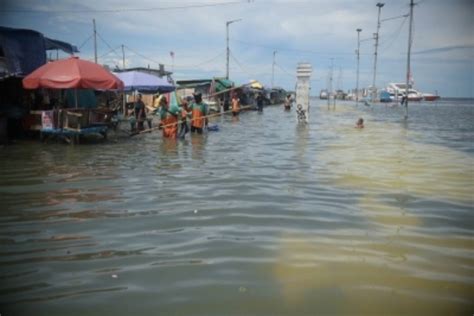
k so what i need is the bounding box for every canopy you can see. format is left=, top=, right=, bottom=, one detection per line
left=214, top=78, right=234, bottom=92
left=114, top=70, right=175, bottom=93
left=176, top=78, right=233, bottom=91
left=22, top=56, right=124, bottom=90
left=249, top=80, right=264, bottom=89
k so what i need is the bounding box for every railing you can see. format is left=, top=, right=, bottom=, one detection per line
left=28, top=108, right=114, bottom=131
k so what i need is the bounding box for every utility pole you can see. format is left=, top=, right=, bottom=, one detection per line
left=404, top=0, right=414, bottom=120
left=356, top=28, right=362, bottom=106
left=271, top=50, right=277, bottom=88
left=335, top=67, right=342, bottom=109
left=226, top=19, right=242, bottom=79
left=93, top=19, right=98, bottom=64
left=372, top=3, right=384, bottom=102
left=121, top=44, right=125, bottom=69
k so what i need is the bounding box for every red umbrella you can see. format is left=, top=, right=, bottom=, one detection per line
left=23, top=56, right=123, bottom=90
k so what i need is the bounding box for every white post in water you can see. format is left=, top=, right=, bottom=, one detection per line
left=295, top=62, right=312, bottom=123
left=404, top=0, right=414, bottom=120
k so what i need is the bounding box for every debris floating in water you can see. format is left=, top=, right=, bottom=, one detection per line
left=111, top=274, right=118, bottom=279
left=194, top=209, right=198, bottom=214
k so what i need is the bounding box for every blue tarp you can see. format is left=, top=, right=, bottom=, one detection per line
left=0, top=26, right=47, bottom=77
left=44, top=37, right=79, bottom=55
left=0, top=26, right=78, bottom=78
left=114, top=71, right=175, bottom=93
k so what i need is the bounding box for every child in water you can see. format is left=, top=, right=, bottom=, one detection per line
left=355, top=118, right=364, bottom=128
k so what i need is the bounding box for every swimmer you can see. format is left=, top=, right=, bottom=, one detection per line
left=355, top=118, right=364, bottom=128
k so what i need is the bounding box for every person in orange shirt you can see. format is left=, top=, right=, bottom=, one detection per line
left=231, top=94, right=240, bottom=116
left=159, top=98, right=183, bottom=138
left=189, top=93, right=208, bottom=134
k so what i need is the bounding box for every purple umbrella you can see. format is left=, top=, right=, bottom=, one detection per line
left=114, top=71, right=175, bottom=93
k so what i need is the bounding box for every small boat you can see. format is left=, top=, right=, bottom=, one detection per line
left=407, top=92, right=424, bottom=102
left=379, top=90, right=392, bottom=103
left=423, top=93, right=440, bottom=101
left=319, top=89, right=328, bottom=99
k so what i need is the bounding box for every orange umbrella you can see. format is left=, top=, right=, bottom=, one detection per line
left=23, top=56, right=123, bottom=90
left=23, top=56, right=123, bottom=108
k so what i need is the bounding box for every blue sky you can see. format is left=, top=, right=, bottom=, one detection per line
left=1, top=0, right=473, bottom=97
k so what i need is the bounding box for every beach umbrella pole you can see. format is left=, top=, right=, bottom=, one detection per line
left=123, top=92, right=126, bottom=116
left=75, top=88, right=78, bottom=108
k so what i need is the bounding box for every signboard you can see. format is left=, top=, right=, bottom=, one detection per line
left=41, top=111, right=54, bottom=130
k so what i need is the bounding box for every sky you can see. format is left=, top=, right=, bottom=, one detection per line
left=1, top=0, right=473, bottom=97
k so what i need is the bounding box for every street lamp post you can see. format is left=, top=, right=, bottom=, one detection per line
left=226, top=19, right=242, bottom=80
left=356, top=28, right=362, bottom=106
left=372, top=2, right=384, bottom=102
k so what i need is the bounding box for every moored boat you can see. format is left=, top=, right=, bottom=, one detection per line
left=423, top=93, right=440, bottom=101
left=386, top=82, right=423, bottom=102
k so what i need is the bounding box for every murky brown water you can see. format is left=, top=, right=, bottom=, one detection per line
left=1, top=99, right=473, bottom=315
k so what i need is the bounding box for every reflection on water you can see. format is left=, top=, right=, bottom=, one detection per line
left=0, top=100, right=473, bottom=315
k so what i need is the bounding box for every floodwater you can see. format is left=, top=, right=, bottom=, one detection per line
left=0, top=99, right=473, bottom=315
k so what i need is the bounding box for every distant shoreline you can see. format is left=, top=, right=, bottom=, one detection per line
left=308, top=96, right=474, bottom=102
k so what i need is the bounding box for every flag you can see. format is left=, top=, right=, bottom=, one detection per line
left=170, top=51, right=174, bottom=58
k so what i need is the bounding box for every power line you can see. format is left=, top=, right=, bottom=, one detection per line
left=123, top=45, right=167, bottom=67
left=124, top=45, right=226, bottom=70
left=191, top=51, right=227, bottom=68
left=229, top=51, right=255, bottom=78
left=232, top=39, right=370, bottom=56
left=275, top=62, right=294, bottom=77
left=78, top=34, right=93, bottom=50
left=92, top=45, right=122, bottom=61
left=379, top=15, right=409, bottom=52
left=0, top=1, right=248, bottom=14
left=96, top=32, right=123, bottom=60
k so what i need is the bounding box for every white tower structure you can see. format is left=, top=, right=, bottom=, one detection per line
left=295, top=62, right=313, bottom=123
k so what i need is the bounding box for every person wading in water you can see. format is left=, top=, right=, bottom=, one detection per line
left=158, top=97, right=185, bottom=138
left=189, top=93, right=208, bottom=134
left=231, top=94, right=240, bottom=116
left=284, top=94, right=292, bottom=111
left=134, top=93, right=147, bottom=131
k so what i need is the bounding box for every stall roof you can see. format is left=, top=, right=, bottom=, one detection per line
left=177, top=78, right=233, bottom=91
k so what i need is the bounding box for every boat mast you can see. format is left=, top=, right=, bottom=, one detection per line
left=404, top=0, right=414, bottom=120
left=328, top=58, right=334, bottom=109
left=271, top=50, right=276, bottom=88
